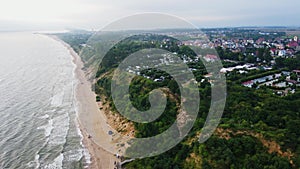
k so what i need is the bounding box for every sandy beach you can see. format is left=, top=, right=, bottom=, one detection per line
left=51, top=35, right=121, bottom=169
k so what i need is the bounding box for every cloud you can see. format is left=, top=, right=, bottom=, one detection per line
left=0, top=0, right=300, bottom=30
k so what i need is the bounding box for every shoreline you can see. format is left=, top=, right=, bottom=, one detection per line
left=49, top=35, right=120, bottom=169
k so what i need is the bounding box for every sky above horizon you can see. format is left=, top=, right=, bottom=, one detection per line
left=1, top=0, right=300, bottom=31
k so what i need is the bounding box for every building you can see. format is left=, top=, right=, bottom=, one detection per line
left=203, top=54, right=219, bottom=62
left=294, top=36, right=298, bottom=42
left=292, top=70, right=300, bottom=82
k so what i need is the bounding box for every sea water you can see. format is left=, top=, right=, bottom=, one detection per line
left=0, top=32, right=89, bottom=169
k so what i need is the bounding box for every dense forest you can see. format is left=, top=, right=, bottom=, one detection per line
left=59, top=32, right=300, bottom=169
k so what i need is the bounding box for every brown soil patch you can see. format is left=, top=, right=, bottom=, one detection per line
left=97, top=97, right=135, bottom=138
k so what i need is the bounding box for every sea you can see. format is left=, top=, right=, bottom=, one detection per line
left=0, top=32, right=90, bottom=169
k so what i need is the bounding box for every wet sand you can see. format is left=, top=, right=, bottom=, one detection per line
left=51, top=35, right=120, bottom=169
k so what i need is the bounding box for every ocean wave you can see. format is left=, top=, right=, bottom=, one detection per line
left=44, top=153, right=63, bottom=169
left=37, top=118, right=53, bottom=137
left=25, top=154, right=40, bottom=169
left=50, top=92, right=64, bottom=107
left=63, top=149, right=83, bottom=162
left=0, top=33, right=86, bottom=168
left=48, top=111, right=69, bottom=145
left=39, top=114, right=50, bottom=119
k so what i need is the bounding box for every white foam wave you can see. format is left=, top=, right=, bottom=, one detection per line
left=44, top=153, right=63, bottom=169
left=75, top=118, right=91, bottom=166
left=48, top=111, right=69, bottom=145
left=39, top=114, right=49, bottom=119
left=83, top=148, right=91, bottom=166
left=34, top=154, right=40, bottom=169
left=25, top=154, right=40, bottom=169
left=63, top=149, right=83, bottom=162
left=50, top=92, right=64, bottom=107
left=37, top=119, right=53, bottom=137
left=72, top=81, right=91, bottom=167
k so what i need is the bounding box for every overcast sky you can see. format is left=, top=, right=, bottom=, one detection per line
left=1, top=0, right=300, bottom=31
